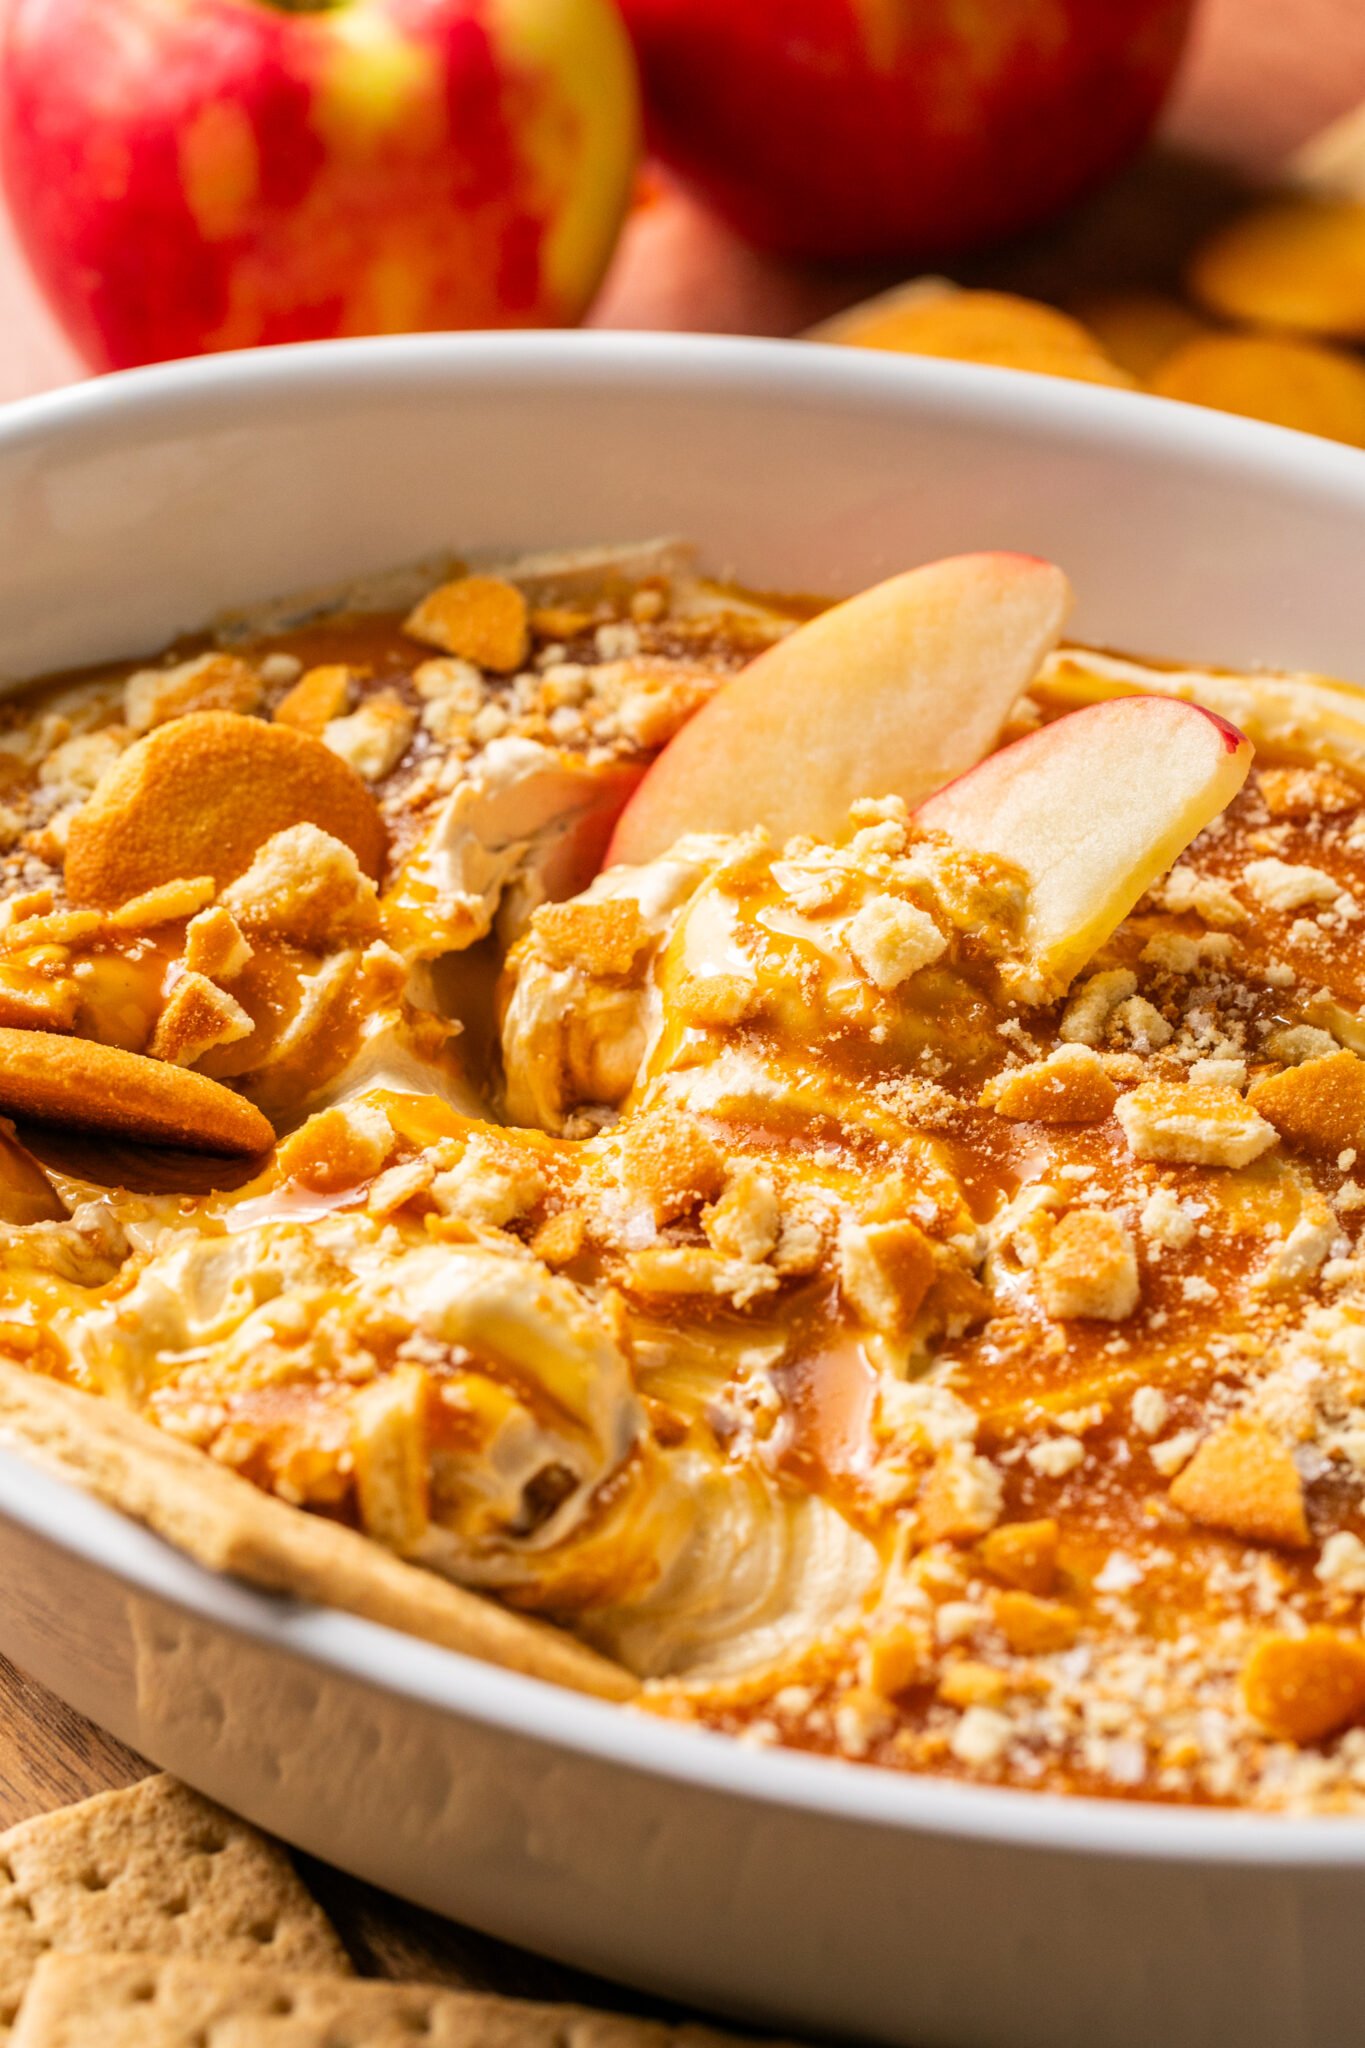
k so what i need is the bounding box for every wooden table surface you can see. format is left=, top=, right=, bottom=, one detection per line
left=1, top=0, right=1364, bottom=2024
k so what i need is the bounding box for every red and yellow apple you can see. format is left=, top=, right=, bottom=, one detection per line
left=0, top=0, right=640, bottom=370
left=608, top=552, right=1073, bottom=867
left=917, top=697, right=1253, bottom=997
left=616, top=0, right=1194, bottom=261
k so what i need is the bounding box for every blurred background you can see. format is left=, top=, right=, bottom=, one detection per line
left=0, top=0, right=1364, bottom=439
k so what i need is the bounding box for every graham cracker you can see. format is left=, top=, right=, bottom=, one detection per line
left=10, top=1955, right=759, bottom=2048
left=0, top=1363, right=636, bottom=1703
left=0, top=1777, right=347, bottom=2036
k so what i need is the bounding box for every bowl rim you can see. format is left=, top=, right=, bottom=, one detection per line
left=5, top=329, right=1365, bottom=1872
left=6, top=1443, right=1365, bottom=1869
left=6, top=326, right=1365, bottom=502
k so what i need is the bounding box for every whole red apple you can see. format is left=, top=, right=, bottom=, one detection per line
left=616, top=0, right=1194, bottom=261
left=0, top=0, right=640, bottom=369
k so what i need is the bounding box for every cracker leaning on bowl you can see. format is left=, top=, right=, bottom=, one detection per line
left=0, top=1363, right=636, bottom=1702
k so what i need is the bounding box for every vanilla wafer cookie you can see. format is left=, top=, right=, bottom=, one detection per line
left=0, top=1031, right=272, bottom=1155
left=64, top=712, right=385, bottom=907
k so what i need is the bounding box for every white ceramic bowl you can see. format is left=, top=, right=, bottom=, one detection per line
left=4, top=334, right=1365, bottom=2048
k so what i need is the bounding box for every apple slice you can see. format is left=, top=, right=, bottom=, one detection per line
left=606, top=553, right=1072, bottom=867
left=916, top=697, right=1253, bottom=1000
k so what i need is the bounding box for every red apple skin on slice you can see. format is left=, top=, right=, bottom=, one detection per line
left=606, top=552, right=1073, bottom=867
left=916, top=696, right=1253, bottom=1000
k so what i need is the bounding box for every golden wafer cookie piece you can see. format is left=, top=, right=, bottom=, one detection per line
left=810, top=284, right=1135, bottom=388
left=0, top=1030, right=272, bottom=1154
left=1070, top=291, right=1209, bottom=381
left=1189, top=196, right=1365, bottom=339
left=1241, top=1628, right=1365, bottom=1746
left=1150, top=333, right=1365, bottom=447
left=0, top=1122, right=65, bottom=1224
left=64, top=712, right=385, bottom=907
left=404, top=573, right=530, bottom=672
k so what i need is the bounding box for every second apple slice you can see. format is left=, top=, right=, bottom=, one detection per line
left=606, top=552, right=1072, bottom=866
left=917, top=696, right=1254, bottom=1000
